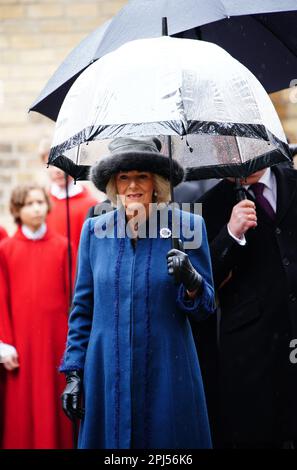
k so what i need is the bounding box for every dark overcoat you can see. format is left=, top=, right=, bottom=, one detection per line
left=195, top=166, right=297, bottom=446
left=61, top=207, right=215, bottom=449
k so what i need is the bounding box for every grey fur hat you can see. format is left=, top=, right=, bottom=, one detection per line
left=90, top=137, right=184, bottom=192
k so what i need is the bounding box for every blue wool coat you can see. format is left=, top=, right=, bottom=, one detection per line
left=61, top=207, right=215, bottom=449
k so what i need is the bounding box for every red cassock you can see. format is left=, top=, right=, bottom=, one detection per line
left=0, top=227, right=9, bottom=444
left=0, top=223, right=7, bottom=443
left=46, top=187, right=98, bottom=267
left=0, top=228, right=73, bottom=449
left=0, top=226, right=8, bottom=241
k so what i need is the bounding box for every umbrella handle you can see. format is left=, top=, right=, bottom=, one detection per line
left=235, top=177, right=252, bottom=244
left=65, top=173, right=73, bottom=305
left=171, top=238, right=184, bottom=284
left=72, top=418, right=79, bottom=449
left=235, top=178, right=247, bottom=202
left=172, top=237, right=184, bottom=251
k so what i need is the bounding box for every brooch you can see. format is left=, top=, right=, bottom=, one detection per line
left=160, top=227, right=171, bottom=239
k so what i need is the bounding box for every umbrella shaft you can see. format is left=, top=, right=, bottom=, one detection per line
left=162, top=17, right=168, bottom=36
left=235, top=178, right=247, bottom=202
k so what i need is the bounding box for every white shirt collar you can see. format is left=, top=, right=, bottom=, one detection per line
left=50, top=182, right=83, bottom=200
left=242, top=168, right=273, bottom=190
left=22, top=223, right=47, bottom=240
left=254, top=167, right=273, bottom=191
left=246, top=167, right=277, bottom=211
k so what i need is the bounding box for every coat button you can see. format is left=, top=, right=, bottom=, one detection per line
left=275, top=227, right=281, bottom=235
left=283, top=257, right=290, bottom=266
left=289, top=293, right=296, bottom=302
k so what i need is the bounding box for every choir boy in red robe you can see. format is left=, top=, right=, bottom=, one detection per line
left=39, top=139, right=99, bottom=267
left=0, top=184, right=73, bottom=449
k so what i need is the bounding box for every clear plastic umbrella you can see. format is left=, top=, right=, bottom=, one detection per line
left=48, top=36, right=290, bottom=182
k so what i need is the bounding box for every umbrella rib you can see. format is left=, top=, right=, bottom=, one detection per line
left=251, top=15, right=297, bottom=59
left=234, top=136, right=244, bottom=166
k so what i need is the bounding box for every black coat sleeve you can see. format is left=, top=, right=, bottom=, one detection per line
left=209, top=224, right=244, bottom=289
left=198, top=182, right=244, bottom=290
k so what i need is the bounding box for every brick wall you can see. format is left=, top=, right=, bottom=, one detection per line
left=0, top=2, right=296, bottom=233
left=271, top=89, right=297, bottom=144
left=0, top=0, right=126, bottom=233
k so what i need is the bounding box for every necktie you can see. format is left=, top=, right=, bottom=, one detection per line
left=250, top=182, right=275, bottom=221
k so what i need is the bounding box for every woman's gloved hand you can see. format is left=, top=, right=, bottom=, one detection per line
left=61, top=370, right=84, bottom=421
left=166, top=248, right=203, bottom=295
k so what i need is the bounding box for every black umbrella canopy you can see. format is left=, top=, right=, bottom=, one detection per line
left=30, top=20, right=111, bottom=121
left=30, top=0, right=297, bottom=121
left=177, top=10, right=297, bottom=96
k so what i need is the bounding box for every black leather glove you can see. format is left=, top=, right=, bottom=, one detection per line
left=61, top=370, right=84, bottom=421
left=167, top=248, right=203, bottom=295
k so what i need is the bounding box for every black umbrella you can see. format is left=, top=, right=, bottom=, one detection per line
left=29, top=0, right=297, bottom=121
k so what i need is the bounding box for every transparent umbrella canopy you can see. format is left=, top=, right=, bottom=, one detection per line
left=48, top=36, right=290, bottom=181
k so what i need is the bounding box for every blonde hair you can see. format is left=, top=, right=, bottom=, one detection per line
left=106, top=173, right=171, bottom=207
left=10, top=184, right=51, bottom=225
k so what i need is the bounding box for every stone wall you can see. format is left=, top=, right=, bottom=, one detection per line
left=271, top=89, right=297, bottom=144
left=0, top=0, right=126, bottom=233
left=0, top=2, right=296, bottom=233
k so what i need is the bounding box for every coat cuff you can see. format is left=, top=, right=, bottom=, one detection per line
left=59, top=359, right=84, bottom=373
left=176, top=279, right=214, bottom=320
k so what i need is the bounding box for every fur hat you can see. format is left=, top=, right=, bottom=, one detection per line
left=90, top=137, right=184, bottom=192
left=289, top=143, right=297, bottom=158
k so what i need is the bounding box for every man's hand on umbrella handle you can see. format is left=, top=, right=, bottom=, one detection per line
left=228, top=200, right=257, bottom=239
left=166, top=248, right=203, bottom=297
left=61, top=370, right=84, bottom=421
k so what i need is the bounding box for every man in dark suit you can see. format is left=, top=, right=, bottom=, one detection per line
left=194, top=163, right=297, bottom=448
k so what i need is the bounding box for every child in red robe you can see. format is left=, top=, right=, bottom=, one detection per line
left=39, top=139, right=99, bottom=267
left=0, top=184, right=73, bottom=449
left=46, top=180, right=97, bottom=266
left=0, top=222, right=8, bottom=444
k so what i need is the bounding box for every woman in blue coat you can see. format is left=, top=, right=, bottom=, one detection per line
left=60, top=137, right=215, bottom=449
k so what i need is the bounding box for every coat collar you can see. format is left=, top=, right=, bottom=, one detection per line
left=14, top=225, right=52, bottom=242
left=273, top=166, right=297, bottom=223
left=50, top=182, right=83, bottom=200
